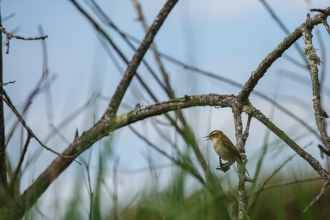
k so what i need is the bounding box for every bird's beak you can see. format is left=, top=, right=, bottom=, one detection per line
left=204, top=135, right=210, bottom=141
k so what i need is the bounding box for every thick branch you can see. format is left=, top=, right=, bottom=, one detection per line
left=102, top=0, right=178, bottom=119
left=302, top=24, right=330, bottom=150
left=132, top=0, right=173, bottom=98
left=243, top=105, right=330, bottom=180
left=232, top=106, right=247, bottom=220
left=0, top=94, right=233, bottom=219
left=237, top=7, right=330, bottom=102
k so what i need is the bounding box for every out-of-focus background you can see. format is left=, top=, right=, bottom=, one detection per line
left=3, top=0, right=330, bottom=219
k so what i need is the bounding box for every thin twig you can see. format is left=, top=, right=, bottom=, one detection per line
left=242, top=115, right=252, bottom=144
left=321, top=19, right=330, bottom=35
left=5, top=74, right=57, bottom=147
left=318, top=144, right=330, bottom=158
left=2, top=91, right=81, bottom=164
left=0, top=81, right=15, bottom=86
left=249, top=142, right=312, bottom=207
left=263, top=142, right=312, bottom=186
left=132, top=0, right=174, bottom=98
left=310, top=8, right=328, bottom=14
left=303, top=180, right=330, bottom=213
left=2, top=13, right=15, bottom=22
left=87, top=0, right=168, bottom=94
left=0, top=27, right=48, bottom=54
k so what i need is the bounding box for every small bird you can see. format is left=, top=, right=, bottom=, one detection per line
left=204, top=130, right=249, bottom=176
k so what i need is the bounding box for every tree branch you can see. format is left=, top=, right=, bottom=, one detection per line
left=101, top=0, right=178, bottom=119
left=232, top=106, right=248, bottom=220
left=303, top=180, right=330, bottom=213
left=301, top=21, right=330, bottom=150
left=1, top=91, right=80, bottom=164
left=237, top=7, right=330, bottom=102
left=0, top=27, right=47, bottom=54
left=243, top=105, right=330, bottom=180
left=0, top=94, right=233, bottom=219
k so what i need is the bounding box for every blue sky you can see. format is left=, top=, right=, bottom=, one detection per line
left=2, top=0, right=330, bottom=218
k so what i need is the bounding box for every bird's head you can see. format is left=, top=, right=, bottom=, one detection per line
left=204, top=130, right=223, bottom=141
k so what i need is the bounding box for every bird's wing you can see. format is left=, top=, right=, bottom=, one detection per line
left=220, top=137, right=242, bottom=159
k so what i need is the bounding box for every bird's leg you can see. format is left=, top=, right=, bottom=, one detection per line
left=220, top=157, right=224, bottom=167
left=216, top=157, right=222, bottom=170
left=216, top=157, right=231, bottom=173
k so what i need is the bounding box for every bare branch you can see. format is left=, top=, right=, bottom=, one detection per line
left=242, top=115, right=252, bottom=144
left=237, top=6, right=330, bottom=102
left=101, top=0, right=178, bottom=119
left=321, top=19, right=330, bottom=35
left=249, top=142, right=312, bottom=207
left=2, top=93, right=231, bottom=219
left=243, top=105, right=330, bottom=180
left=73, top=0, right=168, bottom=98
left=132, top=0, right=174, bottom=98
left=302, top=22, right=330, bottom=150
left=310, top=8, right=328, bottom=14
left=160, top=53, right=322, bottom=141
left=318, top=144, right=330, bottom=158
left=0, top=81, right=15, bottom=87
left=303, top=180, right=330, bottom=213
left=1, top=91, right=81, bottom=164
left=0, top=27, right=48, bottom=54
left=232, top=106, right=247, bottom=220
left=260, top=0, right=308, bottom=65
left=2, top=14, right=15, bottom=23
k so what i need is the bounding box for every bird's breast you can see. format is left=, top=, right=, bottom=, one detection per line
left=214, top=143, right=235, bottom=162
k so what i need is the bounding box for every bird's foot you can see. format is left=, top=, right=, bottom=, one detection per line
left=216, top=161, right=232, bottom=173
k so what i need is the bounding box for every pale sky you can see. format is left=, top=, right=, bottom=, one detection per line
left=2, top=0, right=330, bottom=218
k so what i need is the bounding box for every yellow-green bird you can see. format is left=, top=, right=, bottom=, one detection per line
left=204, top=130, right=250, bottom=176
